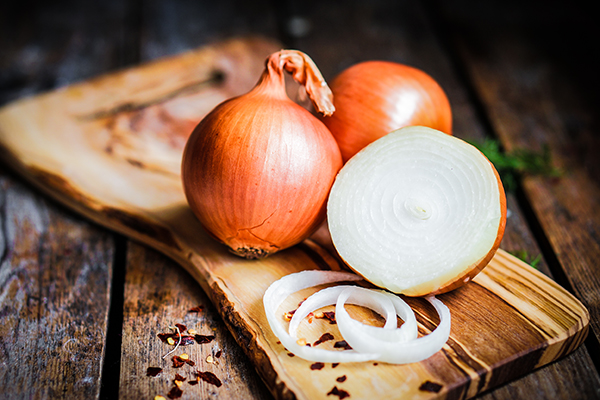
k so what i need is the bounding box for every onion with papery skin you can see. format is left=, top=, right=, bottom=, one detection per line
left=327, top=126, right=507, bottom=296
left=181, top=50, right=342, bottom=259
left=321, top=61, right=452, bottom=162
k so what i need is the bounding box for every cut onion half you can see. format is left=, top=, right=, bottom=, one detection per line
left=327, top=126, right=507, bottom=296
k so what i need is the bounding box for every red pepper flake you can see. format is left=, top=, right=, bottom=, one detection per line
left=180, top=335, right=196, bottom=346
left=195, top=371, right=222, bottom=387
left=336, top=375, right=347, bottom=383
left=146, top=367, right=163, bottom=377
left=287, top=352, right=295, bottom=357
left=174, top=373, right=186, bottom=384
left=157, top=333, right=195, bottom=346
left=188, top=380, right=199, bottom=386
left=167, top=385, right=183, bottom=399
left=194, top=334, right=215, bottom=344
left=313, top=332, right=334, bottom=346
left=171, top=355, right=195, bottom=368
left=419, top=381, right=443, bottom=393
left=332, top=363, right=340, bottom=368
left=333, top=340, right=352, bottom=350
left=215, top=349, right=222, bottom=358
left=172, top=356, right=185, bottom=368
left=188, top=305, right=205, bottom=313
left=310, top=362, right=325, bottom=370
left=321, top=311, right=336, bottom=324
left=327, top=386, right=350, bottom=399
left=175, top=323, right=187, bottom=333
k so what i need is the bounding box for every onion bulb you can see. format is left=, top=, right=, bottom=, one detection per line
left=321, top=61, right=452, bottom=162
left=327, top=126, right=507, bottom=296
left=182, top=50, right=342, bottom=259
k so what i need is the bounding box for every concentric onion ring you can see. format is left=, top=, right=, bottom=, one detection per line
left=263, top=270, right=450, bottom=364
left=327, top=126, right=507, bottom=296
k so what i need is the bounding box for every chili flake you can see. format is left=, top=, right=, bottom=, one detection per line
left=332, top=363, right=340, bottom=368
left=195, top=370, right=223, bottom=387
left=336, top=375, right=347, bottom=383
left=317, top=311, right=336, bottom=324
left=174, top=373, right=186, bottom=386
left=333, top=340, right=352, bottom=350
left=313, top=332, right=334, bottom=346
left=172, top=356, right=185, bottom=368
left=327, top=386, right=350, bottom=399
left=188, top=305, right=205, bottom=313
left=310, top=362, right=325, bottom=370
left=419, top=380, right=443, bottom=393
left=172, top=355, right=195, bottom=367
left=167, top=385, right=183, bottom=399
left=194, top=334, right=215, bottom=344
left=146, top=367, right=163, bottom=377
left=175, top=323, right=187, bottom=333
left=215, top=349, right=222, bottom=358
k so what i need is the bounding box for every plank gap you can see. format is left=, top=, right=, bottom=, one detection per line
left=99, top=235, right=128, bottom=400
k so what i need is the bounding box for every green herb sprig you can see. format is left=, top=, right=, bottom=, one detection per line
left=469, top=139, right=562, bottom=192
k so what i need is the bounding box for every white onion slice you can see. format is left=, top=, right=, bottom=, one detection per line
left=289, top=285, right=418, bottom=343
left=327, top=126, right=506, bottom=296
left=263, top=270, right=450, bottom=364
left=336, top=287, right=450, bottom=364
left=263, top=270, right=378, bottom=362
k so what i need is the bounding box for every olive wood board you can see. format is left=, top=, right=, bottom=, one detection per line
left=0, top=37, right=589, bottom=400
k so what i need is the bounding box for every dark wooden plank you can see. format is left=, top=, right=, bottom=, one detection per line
left=0, top=167, right=115, bottom=399
left=289, top=0, right=600, bottom=398
left=116, top=1, right=279, bottom=398
left=0, top=0, right=137, bottom=398
left=119, top=242, right=272, bottom=399
left=434, top=0, right=600, bottom=345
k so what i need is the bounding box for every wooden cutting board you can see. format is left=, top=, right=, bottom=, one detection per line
left=0, top=36, right=589, bottom=400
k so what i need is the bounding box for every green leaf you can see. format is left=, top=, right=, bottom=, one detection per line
left=468, top=139, right=562, bottom=192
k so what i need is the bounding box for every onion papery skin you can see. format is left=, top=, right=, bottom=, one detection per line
left=182, top=51, right=342, bottom=259
left=327, top=126, right=507, bottom=296
left=321, top=61, right=452, bottom=162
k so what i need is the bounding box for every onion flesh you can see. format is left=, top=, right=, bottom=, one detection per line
left=336, top=288, right=450, bottom=364
left=327, top=126, right=507, bottom=296
left=263, top=270, right=450, bottom=364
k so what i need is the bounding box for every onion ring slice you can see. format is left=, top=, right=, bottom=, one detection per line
left=336, top=287, right=450, bottom=364
left=263, top=270, right=378, bottom=362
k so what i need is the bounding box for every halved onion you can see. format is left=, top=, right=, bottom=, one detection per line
left=263, top=270, right=450, bottom=364
left=327, top=126, right=507, bottom=296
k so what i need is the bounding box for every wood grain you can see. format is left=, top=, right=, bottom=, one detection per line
left=289, top=1, right=600, bottom=397
left=0, top=36, right=590, bottom=400
left=119, top=241, right=271, bottom=399
left=438, top=0, right=600, bottom=346
left=0, top=169, right=115, bottom=399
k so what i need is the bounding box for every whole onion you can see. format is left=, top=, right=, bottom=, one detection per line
left=322, top=61, right=452, bottom=162
left=182, top=50, right=342, bottom=259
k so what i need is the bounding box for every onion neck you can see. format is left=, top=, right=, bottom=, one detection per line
left=253, top=50, right=335, bottom=116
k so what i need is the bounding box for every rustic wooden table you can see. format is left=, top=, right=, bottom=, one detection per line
left=1, top=0, right=599, bottom=399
